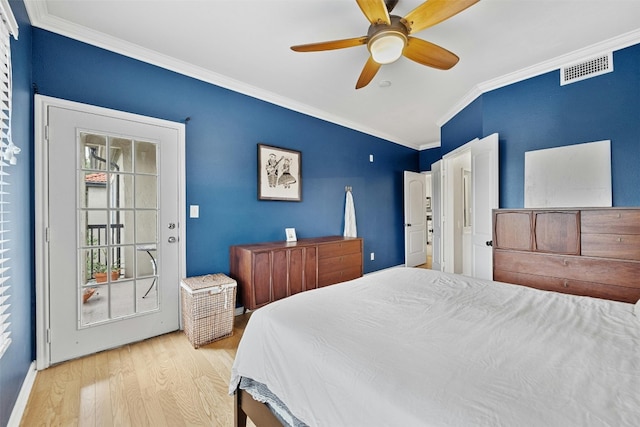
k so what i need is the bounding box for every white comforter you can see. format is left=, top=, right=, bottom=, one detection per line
left=230, top=267, right=640, bottom=426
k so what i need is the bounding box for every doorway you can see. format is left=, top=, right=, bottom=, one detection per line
left=435, top=134, right=499, bottom=279
left=445, top=150, right=472, bottom=275
left=35, top=96, right=186, bottom=368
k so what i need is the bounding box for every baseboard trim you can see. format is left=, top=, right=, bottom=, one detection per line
left=7, top=361, right=37, bottom=427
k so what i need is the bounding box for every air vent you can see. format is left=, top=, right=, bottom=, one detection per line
left=560, top=53, right=613, bottom=86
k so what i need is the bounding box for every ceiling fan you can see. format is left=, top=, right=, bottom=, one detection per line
left=291, top=0, right=479, bottom=89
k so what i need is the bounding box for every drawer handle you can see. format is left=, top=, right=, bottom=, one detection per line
left=562, top=259, right=568, bottom=266
left=617, top=237, right=623, bottom=242
left=563, top=280, right=568, bottom=288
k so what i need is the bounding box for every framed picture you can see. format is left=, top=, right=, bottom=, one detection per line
left=258, top=144, right=302, bottom=201
left=285, top=228, right=297, bottom=242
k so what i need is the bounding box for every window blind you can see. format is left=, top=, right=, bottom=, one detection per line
left=0, top=0, right=19, bottom=360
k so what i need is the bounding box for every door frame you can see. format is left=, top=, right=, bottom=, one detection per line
left=34, top=95, right=186, bottom=369
left=440, top=134, right=498, bottom=278
left=431, top=161, right=442, bottom=271
left=442, top=142, right=473, bottom=274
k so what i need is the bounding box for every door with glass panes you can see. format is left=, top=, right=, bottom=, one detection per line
left=45, top=100, right=183, bottom=365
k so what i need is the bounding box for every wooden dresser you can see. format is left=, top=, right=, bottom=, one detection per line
left=230, top=236, right=363, bottom=310
left=493, top=208, right=640, bottom=303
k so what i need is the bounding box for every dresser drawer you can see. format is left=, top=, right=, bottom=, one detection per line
left=318, top=253, right=362, bottom=274
left=581, top=233, right=640, bottom=261
left=318, top=240, right=361, bottom=259
left=318, top=266, right=362, bottom=287
left=494, top=249, right=640, bottom=288
left=493, top=269, right=640, bottom=303
left=532, top=211, right=580, bottom=254
left=581, top=209, right=640, bottom=235
left=494, top=211, right=532, bottom=251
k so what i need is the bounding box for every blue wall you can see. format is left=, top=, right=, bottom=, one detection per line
left=438, top=44, right=640, bottom=208
left=418, top=146, right=441, bottom=171
left=418, top=96, right=482, bottom=171
left=0, top=1, right=34, bottom=425
left=31, top=29, right=418, bottom=277
left=441, top=96, right=484, bottom=155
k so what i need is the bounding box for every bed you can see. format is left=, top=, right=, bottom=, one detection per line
left=229, top=267, right=640, bottom=426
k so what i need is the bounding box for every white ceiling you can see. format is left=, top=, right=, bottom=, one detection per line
left=24, top=0, right=640, bottom=150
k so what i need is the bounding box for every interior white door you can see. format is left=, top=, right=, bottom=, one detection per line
left=404, top=171, right=427, bottom=266
left=471, top=133, right=499, bottom=280
left=44, top=100, right=184, bottom=365
left=431, top=161, right=442, bottom=271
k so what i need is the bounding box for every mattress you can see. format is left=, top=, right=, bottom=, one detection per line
left=230, top=267, right=640, bottom=426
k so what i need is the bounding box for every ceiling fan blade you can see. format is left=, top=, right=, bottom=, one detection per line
left=402, top=37, right=459, bottom=70
left=403, top=0, right=479, bottom=34
left=356, top=56, right=382, bottom=89
left=356, top=0, right=391, bottom=25
left=291, top=36, right=368, bottom=52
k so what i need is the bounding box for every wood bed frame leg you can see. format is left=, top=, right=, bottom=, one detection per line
left=235, top=388, right=285, bottom=427
left=234, top=390, right=248, bottom=427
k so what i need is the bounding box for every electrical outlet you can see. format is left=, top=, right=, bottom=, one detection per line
left=369, top=154, right=374, bottom=162
left=370, top=252, right=375, bottom=261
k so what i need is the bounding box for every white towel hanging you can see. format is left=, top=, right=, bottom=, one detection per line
left=344, top=189, right=357, bottom=237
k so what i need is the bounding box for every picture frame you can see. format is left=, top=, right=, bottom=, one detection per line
left=258, top=143, right=302, bottom=201
left=285, top=228, right=297, bottom=242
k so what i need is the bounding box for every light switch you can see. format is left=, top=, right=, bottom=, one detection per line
left=189, top=205, right=199, bottom=218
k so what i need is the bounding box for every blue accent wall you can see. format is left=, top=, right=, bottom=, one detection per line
left=0, top=1, right=34, bottom=425
left=441, top=97, right=483, bottom=154
left=418, top=146, right=441, bottom=171
left=438, top=44, right=640, bottom=208
left=31, top=29, right=418, bottom=278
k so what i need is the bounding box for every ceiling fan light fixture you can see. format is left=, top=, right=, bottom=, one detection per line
left=368, top=31, right=406, bottom=64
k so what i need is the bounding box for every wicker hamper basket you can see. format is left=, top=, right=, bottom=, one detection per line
left=180, top=273, right=237, bottom=348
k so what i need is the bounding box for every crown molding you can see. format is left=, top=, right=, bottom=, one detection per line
left=419, top=141, right=441, bottom=150
left=437, top=28, right=640, bottom=127
left=23, top=2, right=420, bottom=151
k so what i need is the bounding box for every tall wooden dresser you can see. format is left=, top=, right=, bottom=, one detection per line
left=492, top=208, right=640, bottom=303
left=230, top=236, right=363, bottom=310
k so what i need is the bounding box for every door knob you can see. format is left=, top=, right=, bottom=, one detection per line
left=485, top=240, right=493, bottom=247
left=406, top=223, right=412, bottom=227
left=168, top=236, right=177, bottom=243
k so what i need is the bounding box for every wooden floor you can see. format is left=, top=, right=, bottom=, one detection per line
left=21, top=313, right=255, bottom=427
left=416, top=244, right=433, bottom=269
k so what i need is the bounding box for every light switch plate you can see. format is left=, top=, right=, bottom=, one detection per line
left=189, top=205, right=199, bottom=218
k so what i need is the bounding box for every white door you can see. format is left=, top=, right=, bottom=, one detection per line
left=471, top=133, right=499, bottom=280
left=37, top=97, right=185, bottom=366
left=404, top=171, right=427, bottom=266
left=431, top=161, right=442, bottom=271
